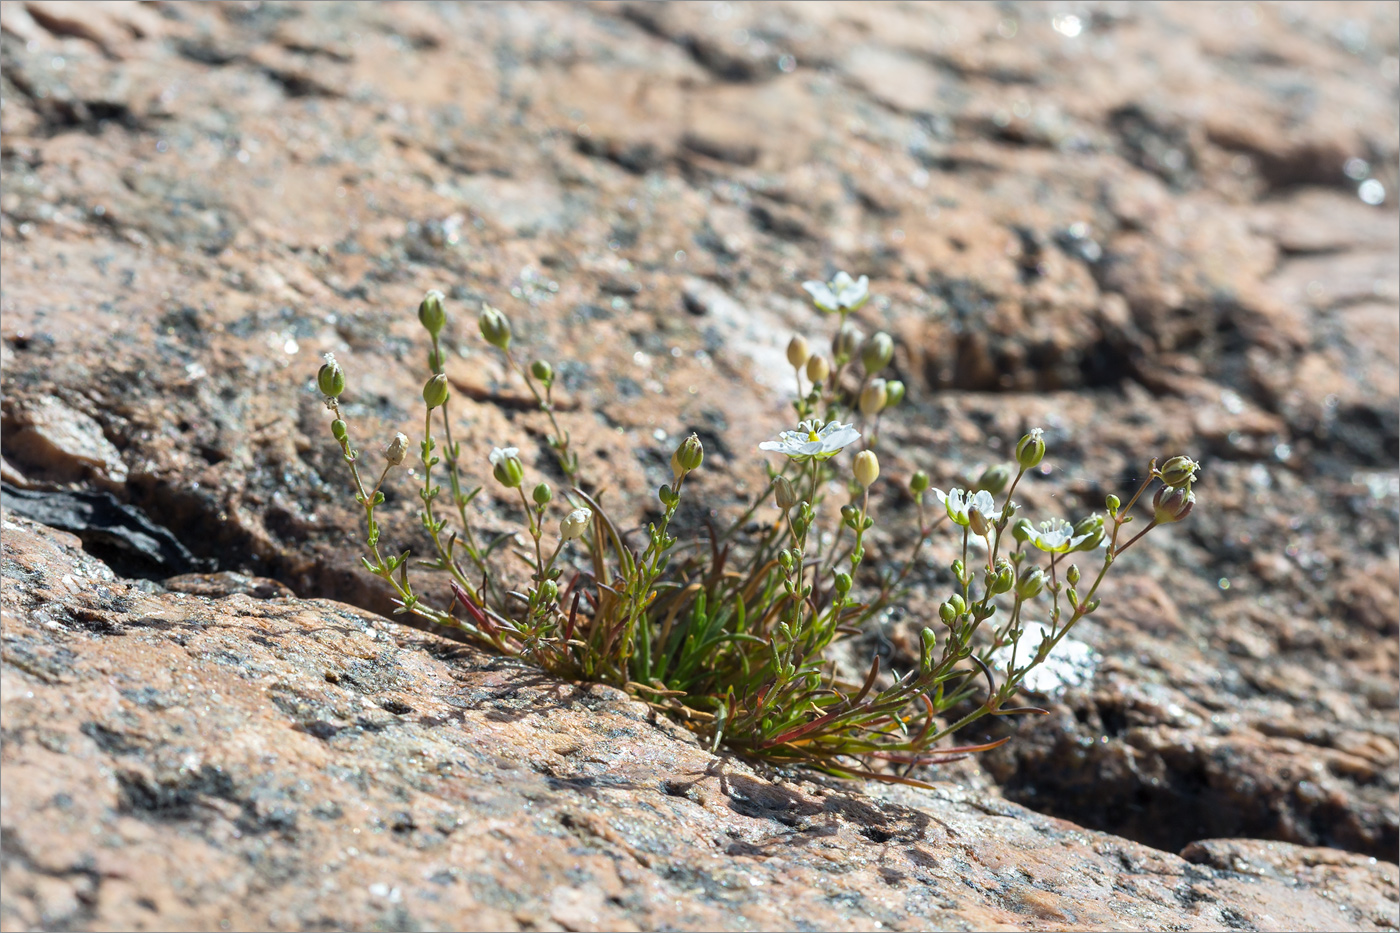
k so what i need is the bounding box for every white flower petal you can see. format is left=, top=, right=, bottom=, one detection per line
left=803, top=281, right=838, bottom=312
left=836, top=274, right=869, bottom=308
left=969, top=489, right=996, bottom=516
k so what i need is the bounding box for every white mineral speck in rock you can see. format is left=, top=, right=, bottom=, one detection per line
left=993, top=622, right=1099, bottom=695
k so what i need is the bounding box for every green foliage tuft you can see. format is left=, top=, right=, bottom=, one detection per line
left=317, top=280, right=1199, bottom=785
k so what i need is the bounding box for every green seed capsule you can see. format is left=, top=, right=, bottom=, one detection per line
left=1015, top=428, right=1045, bottom=470
left=672, top=433, right=704, bottom=475
left=478, top=304, right=512, bottom=350
left=860, top=332, right=894, bottom=374
left=418, top=290, right=446, bottom=337
left=318, top=358, right=346, bottom=398
left=1015, top=567, right=1045, bottom=599
left=975, top=463, right=1013, bottom=497
left=422, top=373, right=449, bottom=409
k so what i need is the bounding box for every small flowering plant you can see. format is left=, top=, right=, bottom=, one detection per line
left=316, top=274, right=1199, bottom=783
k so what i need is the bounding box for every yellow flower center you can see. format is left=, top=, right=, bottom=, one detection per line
left=807, top=430, right=820, bottom=442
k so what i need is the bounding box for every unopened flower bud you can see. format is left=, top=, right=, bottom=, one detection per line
left=538, top=579, right=559, bottom=604
left=1152, top=485, right=1195, bottom=524
left=991, top=559, right=1014, bottom=595
left=805, top=354, right=831, bottom=383
left=418, top=289, right=446, bottom=337
left=939, top=601, right=957, bottom=625
left=1015, top=428, right=1045, bottom=470
left=560, top=507, right=592, bottom=540
left=920, top=627, right=937, bottom=667
left=532, top=482, right=552, bottom=505
left=832, top=323, right=863, bottom=363
left=1067, top=564, right=1080, bottom=585
left=1015, top=567, right=1045, bottom=599
left=423, top=373, right=449, bottom=409
left=428, top=346, right=444, bottom=372
left=384, top=432, right=409, bottom=466
left=331, top=419, right=348, bottom=443
left=1159, top=456, right=1200, bottom=489
left=773, top=476, right=798, bottom=511
left=1105, top=493, right=1121, bottom=512
left=853, top=450, right=880, bottom=488
left=1012, top=518, right=1034, bottom=543
left=1073, top=514, right=1105, bottom=552
left=860, top=331, right=894, bottom=374
left=318, top=356, right=346, bottom=398
left=778, top=548, right=796, bottom=572
left=975, top=463, right=1013, bottom=498
left=478, top=304, right=511, bottom=350
left=910, top=470, right=930, bottom=496
left=968, top=507, right=991, bottom=537
left=859, top=379, right=888, bottom=416
left=948, top=593, right=966, bottom=615
left=671, top=433, right=704, bottom=478
left=833, top=572, right=852, bottom=595
left=786, top=335, right=810, bottom=369
left=531, top=359, right=554, bottom=384
left=884, top=380, right=905, bottom=408
left=840, top=504, right=860, bottom=526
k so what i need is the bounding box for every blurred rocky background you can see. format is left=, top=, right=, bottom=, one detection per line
left=2, top=1, right=1396, bottom=929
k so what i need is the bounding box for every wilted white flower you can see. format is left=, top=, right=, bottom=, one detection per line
left=759, top=420, right=861, bottom=461
left=1029, top=518, right=1093, bottom=553
left=853, top=450, right=880, bottom=488
left=384, top=432, right=409, bottom=466
left=935, top=488, right=996, bottom=527
left=802, top=271, right=870, bottom=314
left=560, top=508, right=592, bottom=540
left=489, top=445, right=524, bottom=488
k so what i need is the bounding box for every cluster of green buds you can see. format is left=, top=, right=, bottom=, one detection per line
left=1150, top=455, right=1199, bottom=524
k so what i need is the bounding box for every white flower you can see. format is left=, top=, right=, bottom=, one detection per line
left=935, top=488, right=996, bottom=527
left=488, top=446, right=519, bottom=467
left=1029, top=518, right=1093, bottom=553
left=802, top=271, right=870, bottom=314
left=759, top=420, right=861, bottom=461
left=560, top=508, right=592, bottom=541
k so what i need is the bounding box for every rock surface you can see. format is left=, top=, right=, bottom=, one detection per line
left=1, top=1, right=1397, bottom=929
left=3, top=516, right=1397, bottom=932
